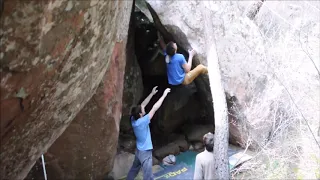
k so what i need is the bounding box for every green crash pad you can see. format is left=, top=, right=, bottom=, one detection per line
left=119, top=147, right=252, bottom=180
left=160, top=150, right=198, bottom=170
left=154, top=163, right=193, bottom=180
left=160, top=148, right=240, bottom=170
left=156, top=148, right=252, bottom=179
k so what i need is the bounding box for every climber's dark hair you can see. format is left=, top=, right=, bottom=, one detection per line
left=166, top=42, right=176, bottom=57
left=130, top=105, right=142, bottom=121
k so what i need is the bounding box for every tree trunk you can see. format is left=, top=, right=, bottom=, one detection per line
left=202, top=2, right=230, bottom=179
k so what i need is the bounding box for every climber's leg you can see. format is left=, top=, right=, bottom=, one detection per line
left=140, top=150, right=154, bottom=180
left=127, top=150, right=142, bottom=180
left=182, top=64, right=208, bottom=85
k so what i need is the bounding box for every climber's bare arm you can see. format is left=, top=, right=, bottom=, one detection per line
left=149, top=88, right=171, bottom=120
left=141, top=86, right=158, bottom=115
left=158, top=32, right=166, bottom=51
left=182, top=63, right=191, bottom=73
left=183, top=49, right=197, bottom=73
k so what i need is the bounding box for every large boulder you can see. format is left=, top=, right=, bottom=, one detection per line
left=120, top=10, right=144, bottom=134
left=0, top=0, right=133, bottom=179
left=33, top=4, right=136, bottom=179
left=134, top=10, right=165, bottom=77
left=111, top=152, right=135, bottom=179
left=138, top=1, right=320, bottom=148
left=183, top=124, right=214, bottom=142
left=154, top=84, right=202, bottom=133
left=121, top=10, right=144, bottom=125
left=118, top=133, right=136, bottom=153
left=132, top=9, right=211, bottom=134
left=226, top=93, right=249, bottom=148
left=136, top=1, right=215, bottom=126
left=154, top=143, right=180, bottom=159
left=41, top=40, right=129, bottom=179
left=174, top=139, right=189, bottom=152
left=111, top=151, right=163, bottom=180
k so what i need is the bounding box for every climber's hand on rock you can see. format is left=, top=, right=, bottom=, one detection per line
left=164, top=88, right=171, bottom=96
left=188, top=49, right=196, bottom=57
left=152, top=86, right=158, bottom=95
left=157, top=32, right=166, bottom=51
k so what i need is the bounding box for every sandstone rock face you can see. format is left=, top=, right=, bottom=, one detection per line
left=174, top=139, right=189, bottom=152
left=44, top=41, right=129, bottom=179
left=154, top=84, right=203, bottom=133
left=193, top=142, right=205, bottom=152
left=122, top=10, right=211, bottom=135
left=168, top=133, right=186, bottom=142
left=183, top=124, right=214, bottom=142
left=120, top=11, right=144, bottom=134
left=226, top=93, right=248, bottom=148
left=121, top=12, right=144, bottom=123
left=0, top=0, right=133, bottom=179
left=153, top=156, right=160, bottom=165
left=137, top=1, right=215, bottom=126
left=139, top=1, right=320, bottom=148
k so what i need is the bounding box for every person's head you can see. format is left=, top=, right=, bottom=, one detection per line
left=203, top=132, right=214, bottom=152
left=130, top=105, right=145, bottom=120
left=166, top=42, right=177, bottom=56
